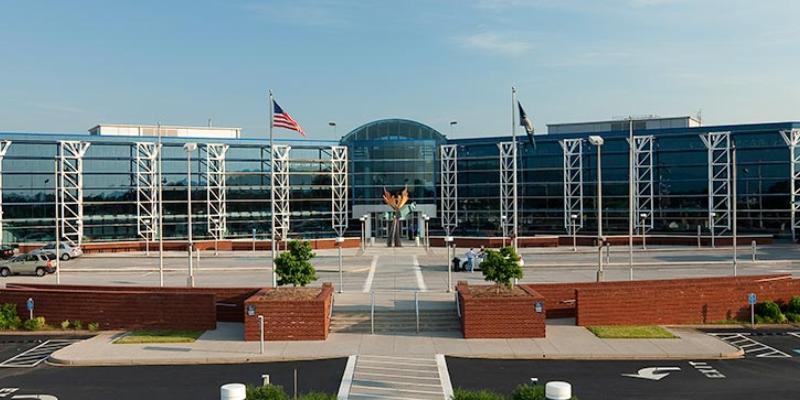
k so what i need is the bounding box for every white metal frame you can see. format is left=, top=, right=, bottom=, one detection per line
left=440, top=145, right=458, bottom=236
left=700, top=131, right=732, bottom=234
left=560, top=139, right=584, bottom=231
left=331, top=146, right=348, bottom=236
left=632, top=135, right=655, bottom=231
left=498, top=142, right=516, bottom=239
left=272, top=145, right=292, bottom=241
left=205, top=143, right=229, bottom=241
left=58, top=141, right=91, bottom=246
left=135, top=142, right=159, bottom=244
left=780, top=129, right=800, bottom=242
left=0, top=141, right=10, bottom=244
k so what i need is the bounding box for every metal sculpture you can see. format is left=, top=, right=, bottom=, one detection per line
left=383, top=186, right=409, bottom=247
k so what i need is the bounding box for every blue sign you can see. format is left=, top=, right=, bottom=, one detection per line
left=534, top=301, right=543, bottom=313
left=26, top=298, right=34, bottom=311
left=748, top=293, right=756, bottom=305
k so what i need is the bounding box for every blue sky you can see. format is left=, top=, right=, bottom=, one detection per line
left=0, top=0, right=798, bottom=140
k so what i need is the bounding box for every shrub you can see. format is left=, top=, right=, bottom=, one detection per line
left=451, top=388, right=506, bottom=400
left=511, top=384, right=577, bottom=400
left=23, top=316, right=46, bottom=331
left=72, top=319, right=83, bottom=330
left=756, top=301, right=782, bottom=322
left=296, top=393, right=336, bottom=400
left=787, top=296, right=800, bottom=315
left=246, top=384, right=289, bottom=400
left=0, top=303, right=22, bottom=330
left=480, top=246, right=524, bottom=292
left=274, top=240, right=318, bottom=287
left=88, top=322, right=100, bottom=332
left=61, top=320, right=71, bottom=330
left=787, top=313, right=800, bottom=323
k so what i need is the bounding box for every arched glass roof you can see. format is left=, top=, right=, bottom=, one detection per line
left=341, top=119, right=446, bottom=142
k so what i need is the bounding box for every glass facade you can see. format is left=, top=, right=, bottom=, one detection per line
left=1, top=119, right=799, bottom=245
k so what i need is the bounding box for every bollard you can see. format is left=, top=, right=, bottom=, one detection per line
left=545, top=381, right=572, bottom=400
left=751, top=240, right=757, bottom=262
left=697, top=225, right=702, bottom=248
left=415, top=237, right=420, bottom=247
left=262, top=374, right=270, bottom=386
left=604, top=243, right=610, bottom=265
left=220, top=383, right=246, bottom=400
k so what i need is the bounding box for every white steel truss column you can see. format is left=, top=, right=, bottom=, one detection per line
left=135, top=142, right=159, bottom=245
left=0, top=141, right=10, bottom=245
left=781, top=129, right=800, bottom=242
left=331, top=146, right=348, bottom=236
left=440, top=145, right=458, bottom=236
left=498, top=142, right=516, bottom=240
left=205, top=143, right=229, bottom=242
left=58, top=141, right=90, bottom=246
left=560, top=139, right=584, bottom=231
left=272, top=145, right=292, bottom=241
left=632, top=135, right=655, bottom=231
left=700, top=131, right=732, bottom=235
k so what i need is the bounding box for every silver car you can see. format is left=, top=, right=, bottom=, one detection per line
left=31, top=242, right=83, bottom=261
left=0, top=253, right=58, bottom=277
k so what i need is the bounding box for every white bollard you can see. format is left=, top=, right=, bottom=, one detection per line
left=220, top=383, right=246, bottom=400
left=545, top=381, right=572, bottom=400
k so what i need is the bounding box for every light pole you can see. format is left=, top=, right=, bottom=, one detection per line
left=589, top=135, right=604, bottom=282
left=710, top=212, right=716, bottom=248
left=157, top=122, right=164, bottom=287
left=733, top=143, right=738, bottom=276
left=588, top=136, right=604, bottom=242
left=449, top=121, right=457, bottom=136
left=640, top=213, right=648, bottom=250
left=501, top=215, right=507, bottom=247
left=423, top=214, right=430, bottom=250
left=628, top=118, right=634, bottom=281
left=329, top=122, right=337, bottom=141
left=571, top=214, right=578, bottom=252
left=184, top=142, right=197, bottom=287
left=359, top=216, right=366, bottom=251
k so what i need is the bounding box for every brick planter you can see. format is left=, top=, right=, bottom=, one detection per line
left=244, top=283, right=334, bottom=341
left=457, top=281, right=546, bottom=338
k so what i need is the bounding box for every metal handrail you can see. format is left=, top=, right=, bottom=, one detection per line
left=455, top=290, right=461, bottom=317
left=370, top=291, right=375, bottom=335
left=328, top=293, right=335, bottom=334
left=415, top=291, right=419, bottom=334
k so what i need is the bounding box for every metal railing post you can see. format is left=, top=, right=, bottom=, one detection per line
left=604, top=243, right=610, bottom=265
left=752, top=240, right=757, bottom=262
left=455, top=291, right=461, bottom=317
left=370, top=291, right=375, bottom=335
left=415, top=291, right=420, bottom=334
left=697, top=225, right=702, bottom=248
left=258, top=315, right=264, bottom=354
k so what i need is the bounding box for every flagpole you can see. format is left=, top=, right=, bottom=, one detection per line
left=511, top=87, right=518, bottom=250
left=270, top=90, right=277, bottom=288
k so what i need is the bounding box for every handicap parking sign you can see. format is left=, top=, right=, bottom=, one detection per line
left=748, top=293, right=756, bottom=305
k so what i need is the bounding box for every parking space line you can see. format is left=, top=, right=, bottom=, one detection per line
left=709, top=333, right=792, bottom=358
left=0, top=339, right=80, bottom=368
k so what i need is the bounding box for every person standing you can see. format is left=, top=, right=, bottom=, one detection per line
left=466, top=248, right=476, bottom=272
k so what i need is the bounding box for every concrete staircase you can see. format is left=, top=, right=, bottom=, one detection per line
left=331, top=309, right=462, bottom=335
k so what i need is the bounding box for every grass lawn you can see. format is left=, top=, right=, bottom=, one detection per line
left=115, top=329, right=204, bottom=344
left=587, top=325, right=678, bottom=339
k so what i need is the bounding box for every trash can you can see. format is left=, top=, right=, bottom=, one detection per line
left=220, top=383, right=246, bottom=400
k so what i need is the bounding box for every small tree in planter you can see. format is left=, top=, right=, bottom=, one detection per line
left=480, top=246, right=523, bottom=293
left=274, top=240, right=318, bottom=287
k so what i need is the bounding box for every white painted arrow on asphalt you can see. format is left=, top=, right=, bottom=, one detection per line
left=622, top=367, right=681, bottom=381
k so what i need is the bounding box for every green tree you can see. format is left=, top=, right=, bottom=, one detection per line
left=274, top=240, right=318, bottom=287
left=480, top=246, right=523, bottom=293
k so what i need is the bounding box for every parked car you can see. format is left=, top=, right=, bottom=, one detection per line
left=30, top=242, right=83, bottom=261
left=0, top=246, right=15, bottom=260
left=0, top=253, right=58, bottom=277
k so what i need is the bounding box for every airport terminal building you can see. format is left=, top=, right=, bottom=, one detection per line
left=1, top=116, right=799, bottom=246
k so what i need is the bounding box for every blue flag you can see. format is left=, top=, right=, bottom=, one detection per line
left=518, top=101, right=535, bottom=148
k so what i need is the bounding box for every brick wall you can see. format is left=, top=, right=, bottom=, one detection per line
left=0, top=285, right=216, bottom=330
left=244, top=283, right=334, bottom=341
left=8, top=283, right=260, bottom=323
left=457, top=282, right=546, bottom=338
left=574, top=275, right=800, bottom=326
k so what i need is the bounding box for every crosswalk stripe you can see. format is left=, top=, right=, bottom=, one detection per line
left=343, top=354, right=449, bottom=400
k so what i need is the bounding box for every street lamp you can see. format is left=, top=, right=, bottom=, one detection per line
left=588, top=136, right=604, bottom=242
left=422, top=214, right=430, bottom=250
left=571, top=214, right=579, bottom=252
left=359, top=215, right=366, bottom=251
left=449, top=121, right=457, bottom=136
left=329, top=122, right=337, bottom=141
left=501, top=215, right=508, bottom=247
left=183, top=142, right=197, bottom=287
left=710, top=212, right=717, bottom=248
left=640, top=213, right=648, bottom=250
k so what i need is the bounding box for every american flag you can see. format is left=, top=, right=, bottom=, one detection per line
left=273, top=100, right=306, bottom=137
